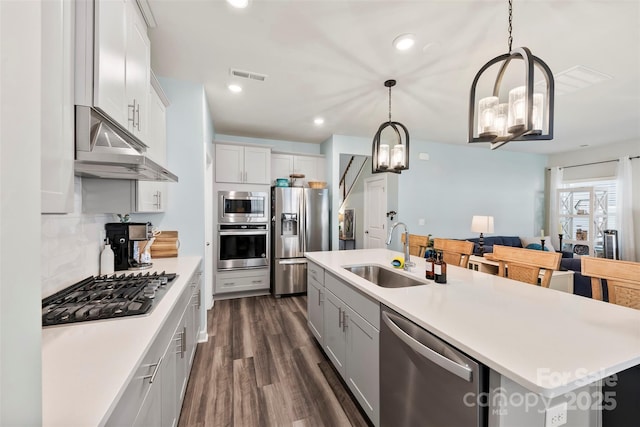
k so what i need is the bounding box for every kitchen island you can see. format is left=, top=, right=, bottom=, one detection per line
left=305, top=248, right=640, bottom=426
left=42, top=256, right=202, bottom=427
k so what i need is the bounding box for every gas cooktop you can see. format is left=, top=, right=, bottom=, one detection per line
left=42, top=271, right=177, bottom=327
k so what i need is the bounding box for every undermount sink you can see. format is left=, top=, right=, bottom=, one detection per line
left=343, top=264, right=428, bottom=288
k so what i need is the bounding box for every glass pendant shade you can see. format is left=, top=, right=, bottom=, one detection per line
left=378, top=144, right=390, bottom=168
left=478, top=96, right=499, bottom=137
left=495, top=103, right=509, bottom=136
left=392, top=144, right=405, bottom=168
left=507, top=85, right=526, bottom=133
left=372, top=79, right=410, bottom=173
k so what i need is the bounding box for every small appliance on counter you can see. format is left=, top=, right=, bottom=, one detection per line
left=105, top=222, right=154, bottom=271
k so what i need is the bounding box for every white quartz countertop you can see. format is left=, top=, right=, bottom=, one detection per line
left=305, top=249, right=640, bottom=398
left=42, top=256, right=202, bottom=427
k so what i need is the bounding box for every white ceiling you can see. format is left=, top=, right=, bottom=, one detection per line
left=148, top=0, right=640, bottom=155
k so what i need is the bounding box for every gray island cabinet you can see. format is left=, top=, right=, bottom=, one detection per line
left=305, top=249, right=640, bottom=427
left=307, top=260, right=380, bottom=426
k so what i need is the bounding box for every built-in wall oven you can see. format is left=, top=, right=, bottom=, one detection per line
left=217, top=224, right=269, bottom=270
left=218, top=191, right=268, bottom=223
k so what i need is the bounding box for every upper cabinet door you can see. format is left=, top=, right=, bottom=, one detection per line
left=125, top=0, right=150, bottom=141
left=215, top=144, right=244, bottom=183
left=271, top=153, right=294, bottom=182
left=244, top=146, right=271, bottom=184
left=41, top=0, right=74, bottom=213
left=94, top=0, right=127, bottom=126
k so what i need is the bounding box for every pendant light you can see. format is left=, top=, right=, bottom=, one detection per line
left=468, top=0, right=554, bottom=150
left=372, top=79, right=410, bottom=173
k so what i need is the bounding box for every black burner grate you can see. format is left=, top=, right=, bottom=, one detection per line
left=42, top=272, right=177, bottom=327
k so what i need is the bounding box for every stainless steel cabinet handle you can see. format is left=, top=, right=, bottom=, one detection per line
left=317, top=288, right=321, bottom=305
left=157, top=191, right=161, bottom=209
left=338, top=307, right=343, bottom=327
left=128, top=100, right=136, bottom=127
left=142, top=356, right=163, bottom=384
left=135, top=103, right=141, bottom=130
left=182, top=326, right=187, bottom=358
left=382, top=311, right=473, bottom=382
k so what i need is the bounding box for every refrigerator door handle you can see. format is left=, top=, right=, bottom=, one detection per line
left=278, top=259, right=308, bottom=265
left=299, top=188, right=306, bottom=253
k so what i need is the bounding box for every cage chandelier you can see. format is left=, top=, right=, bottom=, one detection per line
left=468, top=0, right=555, bottom=150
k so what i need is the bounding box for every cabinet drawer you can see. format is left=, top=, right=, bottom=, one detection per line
left=307, top=261, right=325, bottom=286
left=215, top=271, right=269, bottom=294
left=325, top=272, right=380, bottom=330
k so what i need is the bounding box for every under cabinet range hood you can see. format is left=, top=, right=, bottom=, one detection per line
left=74, top=106, right=178, bottom=182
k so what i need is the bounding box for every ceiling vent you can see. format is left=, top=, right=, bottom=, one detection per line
left=230, top=68, right=268, bottom=82
left=536, top=65, right=612, bottom=95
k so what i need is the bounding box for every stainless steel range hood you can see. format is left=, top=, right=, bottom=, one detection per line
left=74, top=106, right=178, bottom=182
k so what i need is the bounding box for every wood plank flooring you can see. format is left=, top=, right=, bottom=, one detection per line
left=178, top=295, right=370, bottom=427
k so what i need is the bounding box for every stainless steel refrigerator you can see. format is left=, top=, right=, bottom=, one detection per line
left=271, top=187, right=330, bottom=296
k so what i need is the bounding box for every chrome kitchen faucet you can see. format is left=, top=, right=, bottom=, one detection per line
left=386, top=222, right=415, bottom=271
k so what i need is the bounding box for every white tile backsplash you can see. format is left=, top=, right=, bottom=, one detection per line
left=41, top=177, right=113, bottom=297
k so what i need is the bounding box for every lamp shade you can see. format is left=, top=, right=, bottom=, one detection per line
left=471, top=216, right=495, bottom=234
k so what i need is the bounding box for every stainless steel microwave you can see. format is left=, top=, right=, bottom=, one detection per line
left=218, top=191, right=268, bottom=223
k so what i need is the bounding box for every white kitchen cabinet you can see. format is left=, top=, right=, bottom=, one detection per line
left=94, top=0, right=127, bottom=125
left=271, top=153, right=325, bottom=184
left=124, top=0, right=150, bottom=141
left=215, top=144, right=271, bottom=184
left=318, top=270, right=380, bottom=426
left=41, top=0, right=74, bottom=213
left=137, top=82, right=168, bottom=213
left=307, top=262, right=325, bottom=345
left=106, top=265, right=202, bottom=427
left=93, top=0, right=150, bottom=140
left=214, top=269, right=269, bottom=294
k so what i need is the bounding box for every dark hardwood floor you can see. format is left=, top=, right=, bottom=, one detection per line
left=178, top=295, right=370, bottom=427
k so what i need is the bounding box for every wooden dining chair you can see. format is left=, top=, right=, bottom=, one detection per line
left=491, top=245, right=561, bottom=288
left=401, top=234, right=430, bottom=257
left=433, top=238, right=474, bottom=268
left=581, top=257, right=640, bottom=309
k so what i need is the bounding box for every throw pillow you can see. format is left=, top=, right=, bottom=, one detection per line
left=520, top=236, right=556, bottom=252
left=525, top=243, right=549, bottom=251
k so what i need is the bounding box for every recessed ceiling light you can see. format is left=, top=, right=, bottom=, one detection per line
left=393, top=34, right=415, bottom=51
left=226, top=0, right=248, bottom=9
left=314, top=117, right=325, bottom=126
left=228, top=84, right=242, bottom=93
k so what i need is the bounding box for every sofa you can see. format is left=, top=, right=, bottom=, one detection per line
left=465, top=236, right=524, bottom=255
left=560, top=257, right=609, bottom=300
left=465, top=235, right=573, bottom=258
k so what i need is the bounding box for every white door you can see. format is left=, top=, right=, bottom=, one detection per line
left=364, top=175, right=387, bottom=249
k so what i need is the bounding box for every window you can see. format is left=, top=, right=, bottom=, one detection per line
left=558, top=179, right=617, bottom=257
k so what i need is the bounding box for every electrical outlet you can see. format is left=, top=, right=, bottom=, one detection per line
left=418, top=218, right=425, bottom=226
left=545, top=402, right=568, bottom=427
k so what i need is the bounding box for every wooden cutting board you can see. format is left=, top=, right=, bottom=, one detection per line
left=150, top=231, right=179, bottom=258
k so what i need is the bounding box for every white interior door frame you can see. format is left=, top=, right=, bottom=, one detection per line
left=363, top=175, right=388, bottom=249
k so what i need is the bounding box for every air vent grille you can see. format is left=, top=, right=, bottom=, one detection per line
left=536, top=65, right=612, bottom=95
left=230, top=68, right=268, bottom=82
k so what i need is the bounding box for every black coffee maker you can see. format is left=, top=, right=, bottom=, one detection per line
left=105, top=222, right=153, bottom=271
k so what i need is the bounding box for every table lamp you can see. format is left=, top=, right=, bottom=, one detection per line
left=471, top=215, right=494, bottom=256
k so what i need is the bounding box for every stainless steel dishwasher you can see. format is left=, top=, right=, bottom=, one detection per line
left=380, top=305, right=488, bottom=427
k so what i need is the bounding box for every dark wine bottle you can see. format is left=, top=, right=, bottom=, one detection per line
left=425, top=249, right=435, bottom=280
left=434, top=251, right=447, bottom=284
